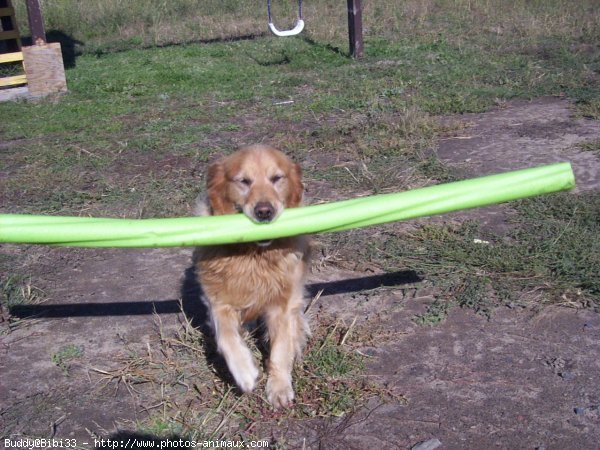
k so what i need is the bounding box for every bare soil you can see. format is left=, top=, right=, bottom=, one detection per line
left=1, top=97, right=599, bottom=449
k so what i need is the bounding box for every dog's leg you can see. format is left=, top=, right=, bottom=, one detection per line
left=264, top=299, right=309, bottom=408
left=211, top=304, right=259, bottom=393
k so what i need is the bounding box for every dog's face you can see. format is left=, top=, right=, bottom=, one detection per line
left=207, top=145, right=303, bottom=224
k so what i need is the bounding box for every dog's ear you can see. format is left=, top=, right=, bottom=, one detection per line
left=287, top=162, right=304, bottom=207
left=206, top=161, right=228, bottom=215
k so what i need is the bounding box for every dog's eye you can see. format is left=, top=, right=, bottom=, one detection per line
left=239, top=178, right=252, bottom=186
left=270, top=175, right=283, bottom=184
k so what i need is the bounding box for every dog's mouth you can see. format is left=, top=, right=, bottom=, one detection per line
left=236, top=202, right=281, bottom=247
left=239, top=202, right=283, bottom=224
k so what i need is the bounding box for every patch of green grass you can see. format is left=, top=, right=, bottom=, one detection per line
left=414, top=299, right=450, bottom=326
left=513, top=192, right=600, bottom=299
left=294, top=319, right=369, bottom=418
left=362, top=191, right=600, bottom=323
left=417, top=156, right=458, bottom=183
left=52, top=344, right=84, bottom=375
left=0, top=272, right=46, bottom=333
left=579, top=139, right=600, bottom=155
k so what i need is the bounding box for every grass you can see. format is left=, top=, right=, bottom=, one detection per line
left=12, top=1, right=598, bottom=56
left=357, top=191, right=600, bottom=323
left=1, top=26, right=596, bottom=214
left=0, top=274, right=44, bottom=309
left=0, top=266, right=46, bottom=334
left=52, top=344, right=84, bottom=375
left=414, top=299, right=450, bottom=326
left=579, top=139, right=600, bottom=155
left=89, top=309, right=397, bottom=441
left=0, top=0, right=598, bottom=438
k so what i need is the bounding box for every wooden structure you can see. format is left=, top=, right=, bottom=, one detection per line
left=0, top=0, right=26, bottom=90
left=0, top=0, right=67, bottom=101
left=347, top=0, right=363, bottom=58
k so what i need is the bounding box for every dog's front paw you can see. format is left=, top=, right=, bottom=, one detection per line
left=228, top=351, right=259, bottom=393
left=266, top=376, right=294, bottom=408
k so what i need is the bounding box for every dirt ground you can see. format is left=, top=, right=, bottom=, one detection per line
left=1, top=97, right=599, bottom=449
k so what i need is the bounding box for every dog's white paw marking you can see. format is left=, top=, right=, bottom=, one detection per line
left=266, top=377, right=294, bottom=408
left=229, top=352, right=259, bottom=393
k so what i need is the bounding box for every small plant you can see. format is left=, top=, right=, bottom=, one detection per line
left=52, top=344, right=84, bottom=375
left=414, top=299, right=450, bottom=326
left=577, top=99, right=600, bottom=120
left=579, top=139, right=600, bottom=155
left=455, top=276, right=494, bottom=318
left=0, top=276, right=44, bottom=308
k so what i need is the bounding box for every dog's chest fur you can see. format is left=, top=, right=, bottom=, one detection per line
left=195, top=237, right=309, bottom=320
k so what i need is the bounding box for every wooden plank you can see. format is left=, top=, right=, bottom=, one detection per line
left=22, top=43, right=67, bottom=97
left=0, top=29, right=20, bottom=41
left=0, top=6, right=15, bottom=17
left=0, top=74, right=27, bottom=87
left=0, top=51, right=23, bottom=63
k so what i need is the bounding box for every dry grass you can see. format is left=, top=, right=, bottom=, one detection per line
left=0, top=271, right=46, bottom=334
left=87, top=302, right=402, bottom=439
left=13, top=0, right=598, bottom=53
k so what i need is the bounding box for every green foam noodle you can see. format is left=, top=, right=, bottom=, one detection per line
left=0, top=163, right=575, bottom=248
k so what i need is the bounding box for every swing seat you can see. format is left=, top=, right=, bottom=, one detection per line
left=268, top=19, right=305, bottom=37
left=267, top=0, right=304, bottom=37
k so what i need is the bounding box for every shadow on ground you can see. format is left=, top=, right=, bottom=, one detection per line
left=8, top=269, right=421, bottom=320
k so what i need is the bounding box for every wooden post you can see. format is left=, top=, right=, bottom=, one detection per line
left=347, top=0, right=363, bottom=58
left=25, top=0, right=46, bottom=45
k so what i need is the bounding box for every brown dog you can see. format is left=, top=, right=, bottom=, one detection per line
left=194, top=145, right=310, bottom=408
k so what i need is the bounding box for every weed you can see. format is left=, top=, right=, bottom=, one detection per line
left=513, top=192, right=600, bottom=300
left=579, top=139, right=600, bottom=155
left=454, top=275, right=494, bottom=318
left=417, top=156, right=458, bottom=183
left=52, top=344, right=84, bottom=375
left=414, top=299, right=449, bottom=326
left=294, top=318, right=368, bottom=418
left=0, top=275, right=44, bottom=309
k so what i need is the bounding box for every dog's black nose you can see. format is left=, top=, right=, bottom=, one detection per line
left=254, top=202, right=275, bottom=222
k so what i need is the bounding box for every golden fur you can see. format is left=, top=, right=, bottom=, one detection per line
left=194, top=145, right=310, bottom=408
